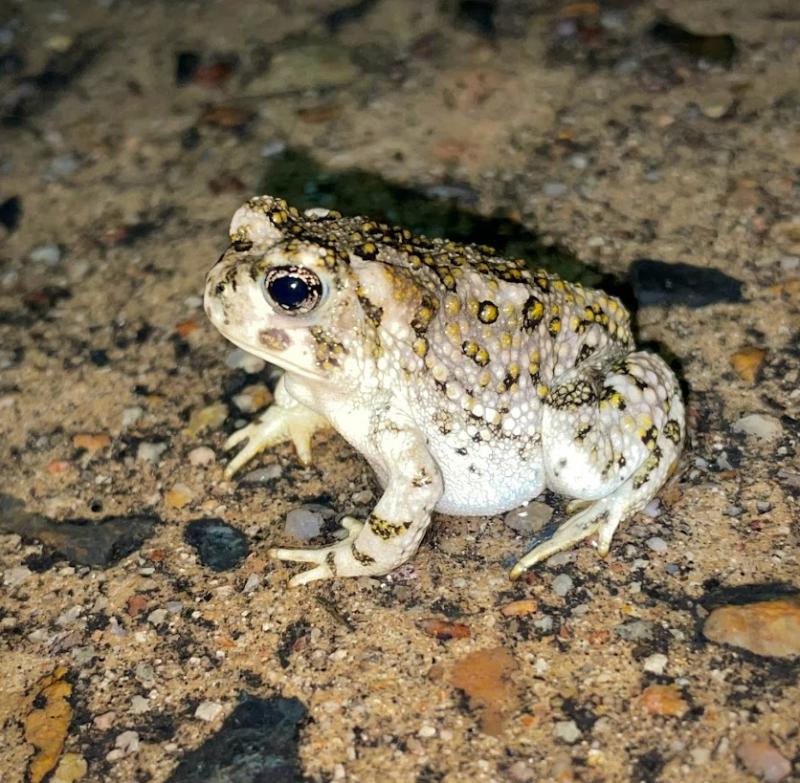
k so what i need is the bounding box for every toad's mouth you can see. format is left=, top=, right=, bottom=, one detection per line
left=214, top=326, right=327, bottom=382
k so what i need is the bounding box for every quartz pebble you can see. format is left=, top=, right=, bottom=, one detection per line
left=225, top=348, right=265, bottom=373
left=30, top=242, right=62, bottom=265
left=552, top=574, right=573, bottom=597
left=195, top=700, right=224, bottom=722
left=732, top=414, right=783, bottom=442
left=3, top=565, right=31, bottom=587
left=615, top=619, right=654, bottom=641
left=137, top=441, right=167, bottom=463
left=642, top=653, right=668, bottom=674
left=121, top=406, right=143, bottom=429
left=553, top=720, right=581, bottom=744
left=130, top=695, right=150, bottom=714
left=735, top=738, right=791, bottom=782
left=188, top=446, right=216, bottom=467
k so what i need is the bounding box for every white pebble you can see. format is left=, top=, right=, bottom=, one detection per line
left=30, top=243, right=62, bottom=265
left=137, top=441, right=167, bottom=463
left=130, top=695, right=150, bottom=714
left=114, top=730, right=140, bottom=755
left=732, top=413, right=783, bottom=442
left=553, top=719, right=581, bottom=744
left=552, top=573, right=574, bottom=597
left=225, top=348, right=265, bottom=374
left=642, top=653, right=668, bottom=675
left=418, top=724, right=437, bottom=738
left=195, top=701, right=224, bottom=722
left=646, top=536, right=668, bottom=553
left=188, top=446, right=216, bottom=467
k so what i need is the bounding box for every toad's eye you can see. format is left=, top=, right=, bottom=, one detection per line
left=262, top=266, right=323, bottom=313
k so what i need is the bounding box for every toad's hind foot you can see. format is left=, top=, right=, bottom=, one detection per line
left=270, top=517, right=367, bottom=587
left=509, top=498, right=622, bottom=580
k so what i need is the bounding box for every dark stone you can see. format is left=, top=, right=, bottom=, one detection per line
left=175, top=51, right=201, bottom=85
left=89, top=349, right=109, bottom=366
left=325, top=0, right=381, bottom=32
left=166, top=695, right=308, bottom=783
left=0, top=196, right=21, bottom=231
left=184, top=518, right=250, bottom=571
left=650, top=19, right=737, bottom=67
left=0, top=494, right=158, bottom=567
left=456, top=0, right=497, bottom=38
left=629, top=259, right=743, bottom=308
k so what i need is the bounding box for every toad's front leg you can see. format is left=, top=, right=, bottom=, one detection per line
left=270, top=415, right=443, bottom=586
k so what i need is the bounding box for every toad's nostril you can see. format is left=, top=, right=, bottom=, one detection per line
left=215, top=282, right=226, bottom=296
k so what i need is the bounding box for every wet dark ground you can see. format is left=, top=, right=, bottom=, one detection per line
left=1, top=1, right=799, bottom=781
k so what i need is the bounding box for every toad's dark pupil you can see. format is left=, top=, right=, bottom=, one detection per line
left=269, top=275, right=310, bottom=310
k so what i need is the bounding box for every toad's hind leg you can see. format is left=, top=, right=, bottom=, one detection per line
left=510, top=350, right=684, bottom=579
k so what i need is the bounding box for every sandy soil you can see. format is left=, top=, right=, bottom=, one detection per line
left=1, top=1, right=799, bottom=781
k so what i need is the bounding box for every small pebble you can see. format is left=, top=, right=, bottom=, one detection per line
left=615, top=619, right=654, bottom=642
left=94, top=711, right=116, bottom=730
left=195, top=700, right=224, bottom=722
left=72, top=433, right=111, bottom=452
left=225, top=348, right=265, bottom=374
left=553, top=720, right=581, bottom=744
left=130, top=695, right=150, bottom=714
left=3, top=565, right=31, bottom=588
left=30, top=243, right=62, bottom=265
left=646, top=536, right=668, bottom=553
left=137, top=441, right=167, bottom=463
left=188, top=446, right=216, bottom=467
left=242, top=573, right=261, bottom=594
left=351, top=489, right=373, bottom=505
left=534, top=615, right=554, bottom=633
left=285, top=506, right=331, bottom=540
left=165, top=483, right=194, bottom=509
left=736, top=738, right=791, bottom=783
left=165, top=601, right=183, bottom=614
left=114, top=730, right=140, bottom=755
left=418, top=724, right=437, bottom=738
left=184, top=403, right=228, bottom=438
left=730, top=347, right=767, bottom=383
left=642, top=653, right=668, bottom=675
left=640, top=684, right=688, bottom=717
left=703, top=599, right=800, bottom=658
left=732, top=413, right=783, bottom=442
left=501, top=598, right=539, bottom=617
left=232, top=383, right=271, bottom=413
left=552, top=574, right=573, bottom=597
left=241, top=465, right=283, bottom=484
left=147, top=608, right=168, bottom=626
left=543, top=182, right=568, bottom=198
left=121, top=406, right=143, bottom=429
left=50, top=752, right=88, bottom=783
left=503, top=501, right=553, bottom=535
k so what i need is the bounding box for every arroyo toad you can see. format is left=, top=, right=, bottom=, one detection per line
left=204, top=196, right=684, bottom=586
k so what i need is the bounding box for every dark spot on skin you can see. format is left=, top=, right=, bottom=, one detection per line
left=455, top=447, right=468, bottom=455
left=215, top=282, right=225, bottom=296
left=259, top=328, right=290, bottom=351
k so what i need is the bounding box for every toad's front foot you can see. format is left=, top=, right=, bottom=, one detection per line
left=270, top=517, right=375, bottom=587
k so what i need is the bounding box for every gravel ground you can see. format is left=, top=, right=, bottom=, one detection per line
left=1, top=1, right=799, bottom=782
